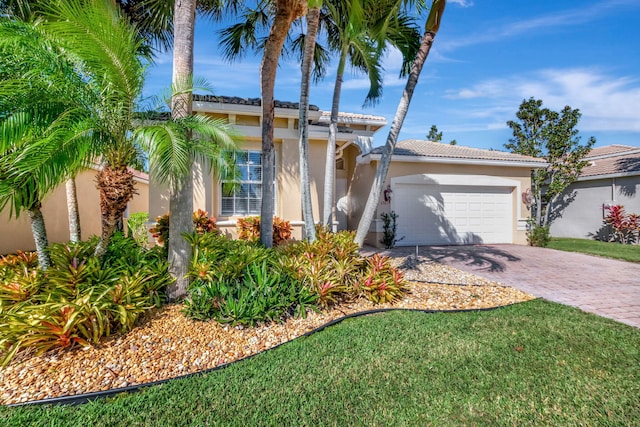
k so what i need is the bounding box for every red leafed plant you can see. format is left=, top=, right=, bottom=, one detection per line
left=150, top=210, right=219, bottom=247
left=236, top=216, right=292, bottom=246
left=604, top=205, right=639, bottom=244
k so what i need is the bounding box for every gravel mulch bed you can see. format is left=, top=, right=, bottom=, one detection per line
left=0, top=255, right=534, bottom=405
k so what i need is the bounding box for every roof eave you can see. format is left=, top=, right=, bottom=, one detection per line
left=358, top=153, right=548, bottom=168
left=578, top=171, right=640, bottom=181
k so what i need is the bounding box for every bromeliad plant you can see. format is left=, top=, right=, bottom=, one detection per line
left=359, top=254, right=407, bottom=304
left=280, top=228, right=408, bottom=306
left=184, top=233, right=317, bottom=325
left=0, top=235, right=172, bottom=366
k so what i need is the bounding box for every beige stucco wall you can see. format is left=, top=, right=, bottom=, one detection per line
left=346, top=158, right=534, bottom=247
left=202, top=137, right=330, bottom=241
left=0, top=168, right=149, bottom=255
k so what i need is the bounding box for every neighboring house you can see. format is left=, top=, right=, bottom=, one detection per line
left=149, top=95, right=545, bottom=247
left=0, top=167, right=149, bottom=255
left=550, top=144, right=640, bottom=239
left=349, top=140, right=546, bottom=246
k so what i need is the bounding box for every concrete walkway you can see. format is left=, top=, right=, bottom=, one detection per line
left=374, top=244, right=640, bottom=328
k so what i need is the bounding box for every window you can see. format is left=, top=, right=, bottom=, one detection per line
left=221, top=150, right=274, bottom=216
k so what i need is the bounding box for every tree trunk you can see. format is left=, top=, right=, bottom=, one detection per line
left=299, top=4, right=320, bottom=242
left=166, top=0, right=197, bottom=300
left=322, top=49, right=347, bottom=228
left=27, top=204, right=50, bottom=270
left=260, top=0, right=307, bottom=247
left=94, top=165, right=136, bottom=257
left=66, top=177, right=81, bottom=243
left=355, top=30, right=439, bottom=247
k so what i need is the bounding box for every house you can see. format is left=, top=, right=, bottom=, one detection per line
left=150, top=96, right=545, bottom=247
left=0, top=168, right=149, bottom=255
left=349, top=140, right=546, bottom=246
left=550, top=144, right=640, bottom=239
left=149, top=95, right=386, bottom=237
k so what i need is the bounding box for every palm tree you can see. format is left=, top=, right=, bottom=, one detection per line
left=259, top=0, right=308, bottom=247
left=298, top=0, right=323, bottom=242
left=354, top=0, right=445, bottom=247
left=321, top=0, right=421, bottom=228
left=65, top=178, right=82, bottom=242
left=0, top=16, right=95, bottom=268
left=135, top=85, right=238, bottom=299
left=36, top=0, right=149, bottom=257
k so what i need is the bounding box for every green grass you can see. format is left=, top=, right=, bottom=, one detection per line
left=2, top=300, right=639, bottom=426
left=548, top=237, right=640, bottom=262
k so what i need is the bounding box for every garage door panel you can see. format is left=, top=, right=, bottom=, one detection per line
left=393, top=184, right=512, bottom=246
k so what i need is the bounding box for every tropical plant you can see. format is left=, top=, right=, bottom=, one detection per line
left=150, top=209, right=219, bottom=249
left=0, top=0, right=154, bottom=259
left=505, top=98, right=595, bottom=228
left=321, top=0, right=422, bottom=227
left=0, top=14, right=97, bottom=269
left=184, top=260, right=318, bottom=325
left=237, top=216, right=293, bottom=246
left=355, top=0, right=445, bottom=246
left=359, top=253, right=406, bottom=304
left=127, top=212, right=150, bottom=247
left=0, top=235, right=171, bottom=366
left=135, top=77, right=238, bottom=300
left=604, top=205, right=640, bottom=244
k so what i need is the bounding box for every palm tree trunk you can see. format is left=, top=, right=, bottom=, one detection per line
left=167, top=0, right=197, bottom=300
left=322, top=48, right=347, bottom=229
left=354, top=4, right=444, bottom=247
left=299, top=3, right=321, bottom=242
left=94, top=165, right=136, bottom=257
left=26, top=204, right=51, bottom=270
left=66, top=177, right=81, bottom=243
left=260, top=0, right=307, bottom=247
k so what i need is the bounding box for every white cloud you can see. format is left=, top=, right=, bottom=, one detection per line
left=448, top=0, right=474, bottom=7
left=441, top=1, right=640, bottom=51
left=444, top=68, right=640, bottom=133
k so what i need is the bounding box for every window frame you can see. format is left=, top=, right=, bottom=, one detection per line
left=220, top=149, right=276, bottom=217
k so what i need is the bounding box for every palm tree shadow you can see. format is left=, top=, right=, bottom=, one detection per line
left=398, top=245, right=521, bottom=273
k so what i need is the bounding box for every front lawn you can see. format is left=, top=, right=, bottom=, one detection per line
left=2, top=299, right=639, bottom=426
left=548, top=237, right=640, bottom=263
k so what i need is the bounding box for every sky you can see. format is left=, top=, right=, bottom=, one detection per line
left=142, top=0, right=640, bottom=151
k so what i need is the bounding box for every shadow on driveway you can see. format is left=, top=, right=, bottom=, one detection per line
left=411, top=245, right=521, bottom=273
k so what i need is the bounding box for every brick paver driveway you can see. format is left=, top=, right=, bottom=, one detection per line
left=414, top=244, right=640, bottom=328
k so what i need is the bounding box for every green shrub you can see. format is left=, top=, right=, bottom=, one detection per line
left=527, top=222, right=551, bottom=247
left=380, top=211, right=404, bottom=249
left=0, top=236, right=171, bottom=366
left=184, top=259, right=317, bottom=325
left=126, top=212, right=149, bottom=248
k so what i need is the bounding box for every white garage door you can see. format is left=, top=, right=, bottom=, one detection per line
left=393, top=184, right=513, bottom=245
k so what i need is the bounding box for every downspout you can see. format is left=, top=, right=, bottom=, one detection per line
left=611, top=177, right=616, bottom=202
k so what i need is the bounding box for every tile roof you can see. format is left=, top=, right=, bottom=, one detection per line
left=580, top=145, right=640, bottom=178
left=319, top=111, right=387, bottom=123
left=585, top=144, right=639, bottom=159
left=193, top=95, right=319, bottom=111
left=369, top=139, right=546, bottom=164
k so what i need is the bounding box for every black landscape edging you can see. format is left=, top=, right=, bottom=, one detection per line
left=6, top=300, right=538, bottom=408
